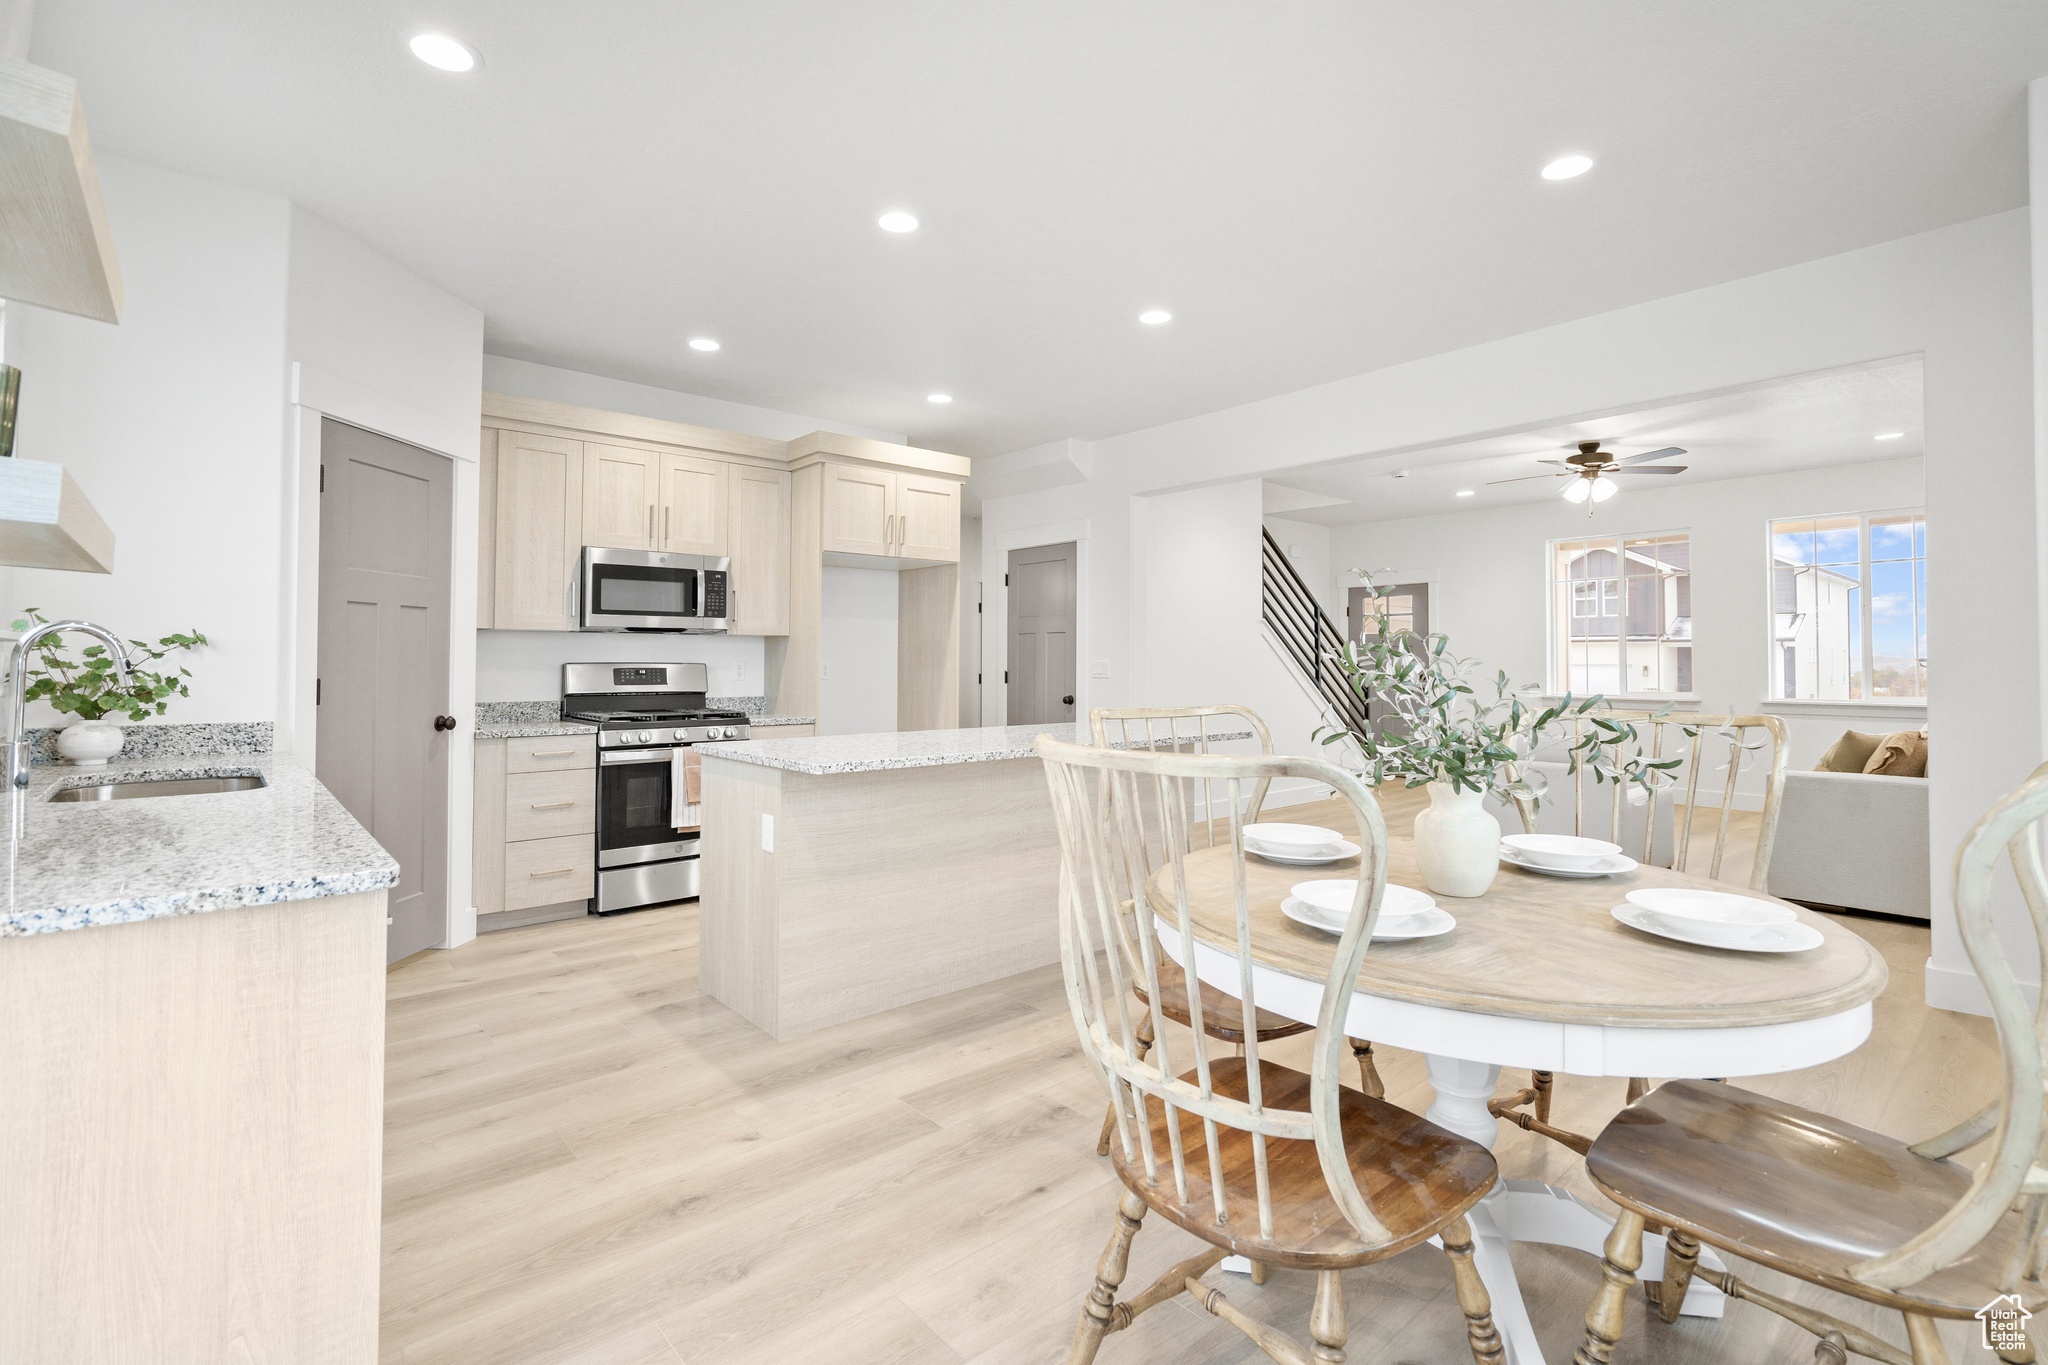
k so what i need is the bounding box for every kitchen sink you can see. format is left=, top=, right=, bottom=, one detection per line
left=48, top=775, right=268, bottom=802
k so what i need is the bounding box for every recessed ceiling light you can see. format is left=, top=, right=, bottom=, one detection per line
left=1874, top=431, right=1905, bottom=440
left=926, top=393, right=952, bottom=404
left=1139, top=309, right=1172, bottom=325
left=1541, top=154, right=1593, bottom=181
left=409, top=33, right=480, bottom=72
left=878, top=211, right=919, bottom=233
left=1456, top=490, right=1475, bottom=497
left=688, top=338, right=720, bottom=352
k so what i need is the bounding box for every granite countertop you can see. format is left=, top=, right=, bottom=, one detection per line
left=749, top=716, right=815, bottom=727
left=696, top=723, right=1255, bottom=776
left=0, top=754, right=398, bottom=936
left=475, top=719, right=598, bottom=740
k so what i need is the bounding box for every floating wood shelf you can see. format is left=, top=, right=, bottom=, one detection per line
left=0, top=54, right=122, bottom=323
left=0, top=458, right=113, bottom=572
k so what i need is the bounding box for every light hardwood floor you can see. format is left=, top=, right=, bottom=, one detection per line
left=381, top=786, right=2000, bottom=1364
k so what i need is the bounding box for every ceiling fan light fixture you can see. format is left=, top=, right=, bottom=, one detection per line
left=1562, top=479, right=1590, bottom=504
left=1590, top=476, right=1617, bottom=502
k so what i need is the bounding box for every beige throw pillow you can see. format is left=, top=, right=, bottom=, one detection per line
left=1815, top=729, right=1884, bottom=773
left=1863, top=729, right=1928, bottom=778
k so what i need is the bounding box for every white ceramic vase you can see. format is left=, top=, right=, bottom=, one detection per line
left=1412, top=780, right=1500, bottom=897
left=56, top=719, right=124, bottom=766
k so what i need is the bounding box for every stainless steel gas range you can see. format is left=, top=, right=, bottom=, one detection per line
left=560, top=662, right=750, bottom=915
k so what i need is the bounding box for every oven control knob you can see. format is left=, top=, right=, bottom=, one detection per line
left=724, top=726, right=739, bottom=739
left=638, top=730, right=653, bottom=744
left=673, top=728, right=687, bottom=741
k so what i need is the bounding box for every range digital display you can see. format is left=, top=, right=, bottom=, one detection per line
left=613, top=667, right=667, bottom=686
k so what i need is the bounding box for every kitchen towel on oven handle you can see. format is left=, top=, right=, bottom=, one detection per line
left=672, top=746, right=703, bottom=832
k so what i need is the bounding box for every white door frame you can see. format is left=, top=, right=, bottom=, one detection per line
left=982, top=518, right=1090, bottom=729
left=282, top=361, right=481, bottom=950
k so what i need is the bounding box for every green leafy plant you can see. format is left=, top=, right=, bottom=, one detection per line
left=10, top=608, right=208, bottom=722
left=1311, top=570, right=1685, bottom=809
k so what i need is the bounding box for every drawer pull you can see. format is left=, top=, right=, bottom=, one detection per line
left=529, top=868, right=574, bottom=878
left=530, top=801, right=576, bottom=810
left=531, top=749, right=576, bottom=758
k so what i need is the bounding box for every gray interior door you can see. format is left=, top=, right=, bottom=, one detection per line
left=316, top=419, right=454, bottom=964
left=1348, top=582, right=1430, bottom=734
left=1007, top=541, right=1077, bottom=726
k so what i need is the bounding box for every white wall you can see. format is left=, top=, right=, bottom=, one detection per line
left=1, top=155, right=291, bottom=727
left=482, top=355, right=906, bottom=445
left=979, top=208, right=2037, bottom=1014
left=820, top=567, right=898, bottom=734
left=1329, top=456, right=1928, bottom=794
left=478, top=632, right=764, bottom=704
left=1262, top=514, right=1337, bottom=618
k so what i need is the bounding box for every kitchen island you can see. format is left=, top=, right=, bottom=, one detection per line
left=0, top=753, right=396, bottom=1363
left=695, top=723, right=1251, bottom=1038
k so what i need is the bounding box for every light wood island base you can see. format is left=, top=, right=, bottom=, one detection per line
left=0, top=889, right=388, bottom=1363
left=699, top=752, right=1061, bottom=1038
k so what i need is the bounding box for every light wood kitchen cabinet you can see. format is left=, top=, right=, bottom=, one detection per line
left=660, top=454, right=728, bottom=555
left=505, top=733, right=597, bottom=774
left=504, top=835, right=597, bottom=913
left=726, top=464, right=790, bottom=635
left=473, top=734, right=596, bottom=927
left=582, top=442, right=660, bottom=550
left=895, top=473, right=961, bottom=562
left=822, top=462, right=895, bottom=556
left=492, top=430, right=584, bottom=631
left=503, top=769, right=598, bottom=842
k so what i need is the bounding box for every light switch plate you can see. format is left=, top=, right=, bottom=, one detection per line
left=761, top=813, right=774, bottom=853
left=1091, top=662, right=1111, bottom=679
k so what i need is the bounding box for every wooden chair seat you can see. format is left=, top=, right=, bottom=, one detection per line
left=1133, top=958, right=1312, bottom=1045
left=1586, top=1079, right=2048, bottom=1318
left=1114, top=1057, right=1496, bottom=1270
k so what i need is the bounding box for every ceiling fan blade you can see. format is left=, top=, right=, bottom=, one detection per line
left=1486, top=472, right=1575, bottom=485
left=1617, top=446, right=1685, bottom=465
left=1536, top=459, right=1569, bottom=467
left=1612, top=465, right=1687, bottom=475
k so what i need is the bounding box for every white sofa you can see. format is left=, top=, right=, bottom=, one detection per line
left=1765, top=770, right=1930, bottom=920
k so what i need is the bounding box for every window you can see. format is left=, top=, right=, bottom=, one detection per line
left=1769, top=510, right=1926, bottom=701
left=1550, top=532, right=1692, bottom=695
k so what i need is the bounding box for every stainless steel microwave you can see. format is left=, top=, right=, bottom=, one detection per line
left=578, top=548, right=730, bottom=633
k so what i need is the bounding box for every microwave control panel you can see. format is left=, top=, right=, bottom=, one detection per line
left=702, top=570, right=728, bottom=618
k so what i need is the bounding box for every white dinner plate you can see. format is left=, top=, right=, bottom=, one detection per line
left=1243, top=822, right=1347, bottom=856
left=1283, top=897, right=1457, bottom=942
left=1247, top=837, right=1361, bottom=866
left=1625, top=887, right=1797, bottom=945
left=1610, top=903, right=1823, bottom=953
left=1292, top=879, right=1434, bottom=920
left=1500, top=845, right=1639, bottom=879
left=1500, top=833, right=1624, bottom=869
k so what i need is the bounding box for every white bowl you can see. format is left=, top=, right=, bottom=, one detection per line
left=1291, top=879, right=1434, bottom=926
left=1501, top=833, right=1624, bottom=870
left=1625, top=887, right=1797, bottom=944
left=1245, top=823, right=1345, bottom=856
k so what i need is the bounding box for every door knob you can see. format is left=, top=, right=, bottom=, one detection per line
left=1062, top=695, right=1075, bottom=706
left=434, top=715, right=458, bottom=732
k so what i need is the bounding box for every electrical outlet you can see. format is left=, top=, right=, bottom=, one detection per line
left=734, top=662, right=746, bottom=681
left=760, top=814, right=774, bottom=853
left=821, top=663, right=831, bottom=679
left=1092, top=662, right=1111, bottom=679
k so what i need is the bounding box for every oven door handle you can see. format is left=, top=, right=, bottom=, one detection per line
left=601, top=747, right=685, bottom=765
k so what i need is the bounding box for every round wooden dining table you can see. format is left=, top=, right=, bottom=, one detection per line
left=1143, top=832, right=1889, bottom=1365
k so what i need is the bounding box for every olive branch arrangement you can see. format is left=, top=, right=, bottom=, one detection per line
left=1310, top=570, right=1695, bottom=810
left=10, top=608, right=208, bottom=723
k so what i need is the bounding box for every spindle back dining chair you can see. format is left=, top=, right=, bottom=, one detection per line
left=1036, top=734, right=1506, bottom=1365
left=1085, top=706, right=1384, bottom=1164
left=1572, top=760, right=2048, bottom=1365
left=1488, top=711, right=1792, bottom=1149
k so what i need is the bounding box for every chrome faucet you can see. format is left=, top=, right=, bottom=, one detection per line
left=9, top=620, right=133, bottom=791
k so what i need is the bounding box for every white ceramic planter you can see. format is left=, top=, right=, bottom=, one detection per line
left=1412, top=781, right=1500, bottom=897
left=56, top=719, right=124, bottom=766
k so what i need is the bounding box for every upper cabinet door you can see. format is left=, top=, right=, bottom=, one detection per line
left=821, top=462, right=894, bottom=556
left=895, top=473, right=961, bottom=562
left=493, top=431, right=583, bottom=631
left=660, top=454, right=729, bottom=556
left=582, top=443, right=660, bottom=550
left=726, top=464, right=790, bottom=635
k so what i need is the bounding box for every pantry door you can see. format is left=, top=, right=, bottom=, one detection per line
left=316, top=419, right=454, bottom=964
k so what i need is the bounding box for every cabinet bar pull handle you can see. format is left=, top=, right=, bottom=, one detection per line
left=531, top=749, right=575, bottom=757
left=530, top=868, right=574, bottom=877
left=530, top=800, right=575, bottom=810
left=664, top=506, right=670, bottom=545
left=647, top=505, right=654, bottom=542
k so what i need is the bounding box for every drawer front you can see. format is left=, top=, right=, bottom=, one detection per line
left=506, top=733, right=597, bottom=774
left=504, top=833, right=595, bottom=912
left=754, top=723, right=815, bottom=738
left=504, top=769, right=597, bottom=842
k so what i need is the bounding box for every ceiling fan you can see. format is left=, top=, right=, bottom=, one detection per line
left=1487, top=440, right=1689, bottom=516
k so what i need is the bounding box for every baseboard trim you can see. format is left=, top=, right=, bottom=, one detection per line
left=479, top=899, right=590, bottom=933
left=1924, top=959, right=2041, bottom=1018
